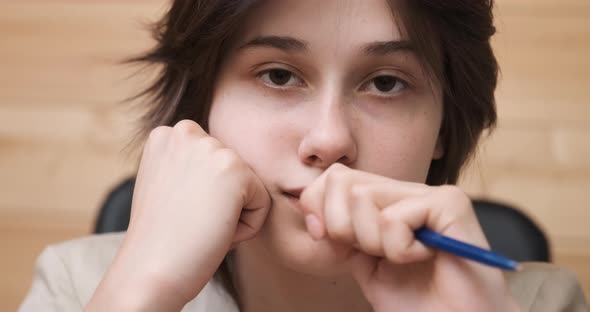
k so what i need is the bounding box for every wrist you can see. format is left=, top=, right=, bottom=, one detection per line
left=87, top=284, right=186, bottom=312
left=86, top=259, right=190, bottom=312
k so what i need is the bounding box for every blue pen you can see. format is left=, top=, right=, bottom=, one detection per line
left=414, top=227, right=520, bottom=271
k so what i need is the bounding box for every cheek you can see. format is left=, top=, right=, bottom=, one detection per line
left=361, top=119, right=441, bottom=183
left=208, top=88, right=290, bottom=178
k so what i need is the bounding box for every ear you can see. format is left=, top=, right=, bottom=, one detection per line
left=432, top=134, right=445, bottom=160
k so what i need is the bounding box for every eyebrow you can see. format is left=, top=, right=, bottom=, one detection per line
left=363, top=40, right=414, bottom=56
left=237, top=35, right=414, bottom=56
left=238, top=36, right=308, bottom=52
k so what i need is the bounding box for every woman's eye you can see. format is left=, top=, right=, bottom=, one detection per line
left=257, top=69, right=303, bottom=88
left=364, top=75, right=407, bottom=95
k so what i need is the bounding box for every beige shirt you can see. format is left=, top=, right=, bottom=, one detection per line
left=19, top=233, right=588, bottom=312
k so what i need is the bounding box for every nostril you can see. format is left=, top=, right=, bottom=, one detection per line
left=305, top=155, right=321, bottom=166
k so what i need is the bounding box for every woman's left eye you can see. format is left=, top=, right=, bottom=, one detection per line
left=256, top=68, right=305, bottom=88
left=362, top=75, right=408, bottom=95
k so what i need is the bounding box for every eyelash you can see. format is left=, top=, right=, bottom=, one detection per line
left=255, top=68, right=306, bottom=90
left=359, top=75, right=409, bottom=98
left=254, top=67, right=411, bottom=98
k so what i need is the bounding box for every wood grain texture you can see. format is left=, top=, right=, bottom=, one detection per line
left=1, top=0, right=588, bottom=310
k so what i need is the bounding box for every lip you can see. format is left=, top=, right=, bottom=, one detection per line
left=282, top=188, right=304, bottom=200
left=281, top=188, right=305, bottom=211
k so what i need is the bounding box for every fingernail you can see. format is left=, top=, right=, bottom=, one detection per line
left=305, top=214, right=323, bottom=240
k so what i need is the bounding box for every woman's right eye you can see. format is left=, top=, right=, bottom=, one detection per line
left=256, top=68, right=305, bottom=89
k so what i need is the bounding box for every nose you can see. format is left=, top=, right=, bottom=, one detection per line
left=297, top=94, right=358, bottom=169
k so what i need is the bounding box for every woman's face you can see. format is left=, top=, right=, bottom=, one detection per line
left=208, top=0, right=444, bottom=274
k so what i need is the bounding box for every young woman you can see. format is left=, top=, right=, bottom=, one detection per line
left=20, top=0, right=588, bottom=311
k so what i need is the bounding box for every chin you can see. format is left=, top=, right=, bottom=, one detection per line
left=251, top=198, right=357, bottom=276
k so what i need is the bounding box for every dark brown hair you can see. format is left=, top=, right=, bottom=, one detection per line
left=129, top=0, right=498, bottom=304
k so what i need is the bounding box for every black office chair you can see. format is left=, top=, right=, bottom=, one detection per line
left=94, top=177, right=135, bottom=234
left=472, top=198, right=551, bottom=262
left=95, top=177, right=551, bottom=262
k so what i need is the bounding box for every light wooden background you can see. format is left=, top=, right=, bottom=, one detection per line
left=1, top=0, right=588, bottom=310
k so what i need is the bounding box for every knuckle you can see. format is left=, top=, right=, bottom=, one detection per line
left=198, top=136, right=222, bottom=152
left=215, top=148, right=245, bottom=171
left=349, top=201, right=363, bottom=215
left=147, top=126, right=171, bottom=143
left=383, top=242, right=402, bottom=263
left=436, top=185, right=473, bottom=216
left=379, top=209, right=397, bottom=230
left=350, top=184, right=371, bottom=201
left=382, top=232, right=415, bottom=263
left=326, top=224, right=354, bottom=242
left=437, top=185, right=466, bottom=201
left=386, top=247, right=412, bottom=264
left=212, top=149, right=250, bottom=190
left=174, top=119, right=196, bottom=129
left=215, top=147, right=239, bottom=163
left=359, top=238, right=382, bottom=257
left=173, top=119, right=202, bottom=136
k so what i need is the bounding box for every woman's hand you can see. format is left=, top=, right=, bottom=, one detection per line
left=299, top=164, right=519, bottom=312
left=87, top=120, right=271, bottom=311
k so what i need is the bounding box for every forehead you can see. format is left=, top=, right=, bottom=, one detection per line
left=238, top=0, right=402, bottom=51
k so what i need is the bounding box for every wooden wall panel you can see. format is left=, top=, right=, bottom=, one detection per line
left=461, top=0, right=590, bottom=297
left=0, top=1, right=161, bottom=310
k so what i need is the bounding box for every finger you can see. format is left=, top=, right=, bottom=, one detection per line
left=323, top=171, right=356, bottom=243
left=299, top=164, right=367, bottom=239
left=299, top=164, right=431, bottom=241
left=240, top=165, right=271, bottom=221
left=428, top=185, right=488, bottom=247
left=131, top=126, right=173, bottom=219
left=145, top=126, right=173, bottom=149
left=299, top=166, right=330, bottom=217
left=380, top=196, right=435, bottom=264
left=362, top=180, right=429, bottom=209
left=232, top=169, right=271, bottom=244
left=142, top=126, right=173, bottom=166
left=233, top=209, right=267, bottom=244
left=302, top=167, right=428, bottom=215
left=172, top=119, right=207, bottom=137
left=298, top=166, right=332, bottom=239
left=172, top=120, right=219, bottom=156
left=350, top=185, right=383, bottom=257
left=243, top=166, right=272, bottom=212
